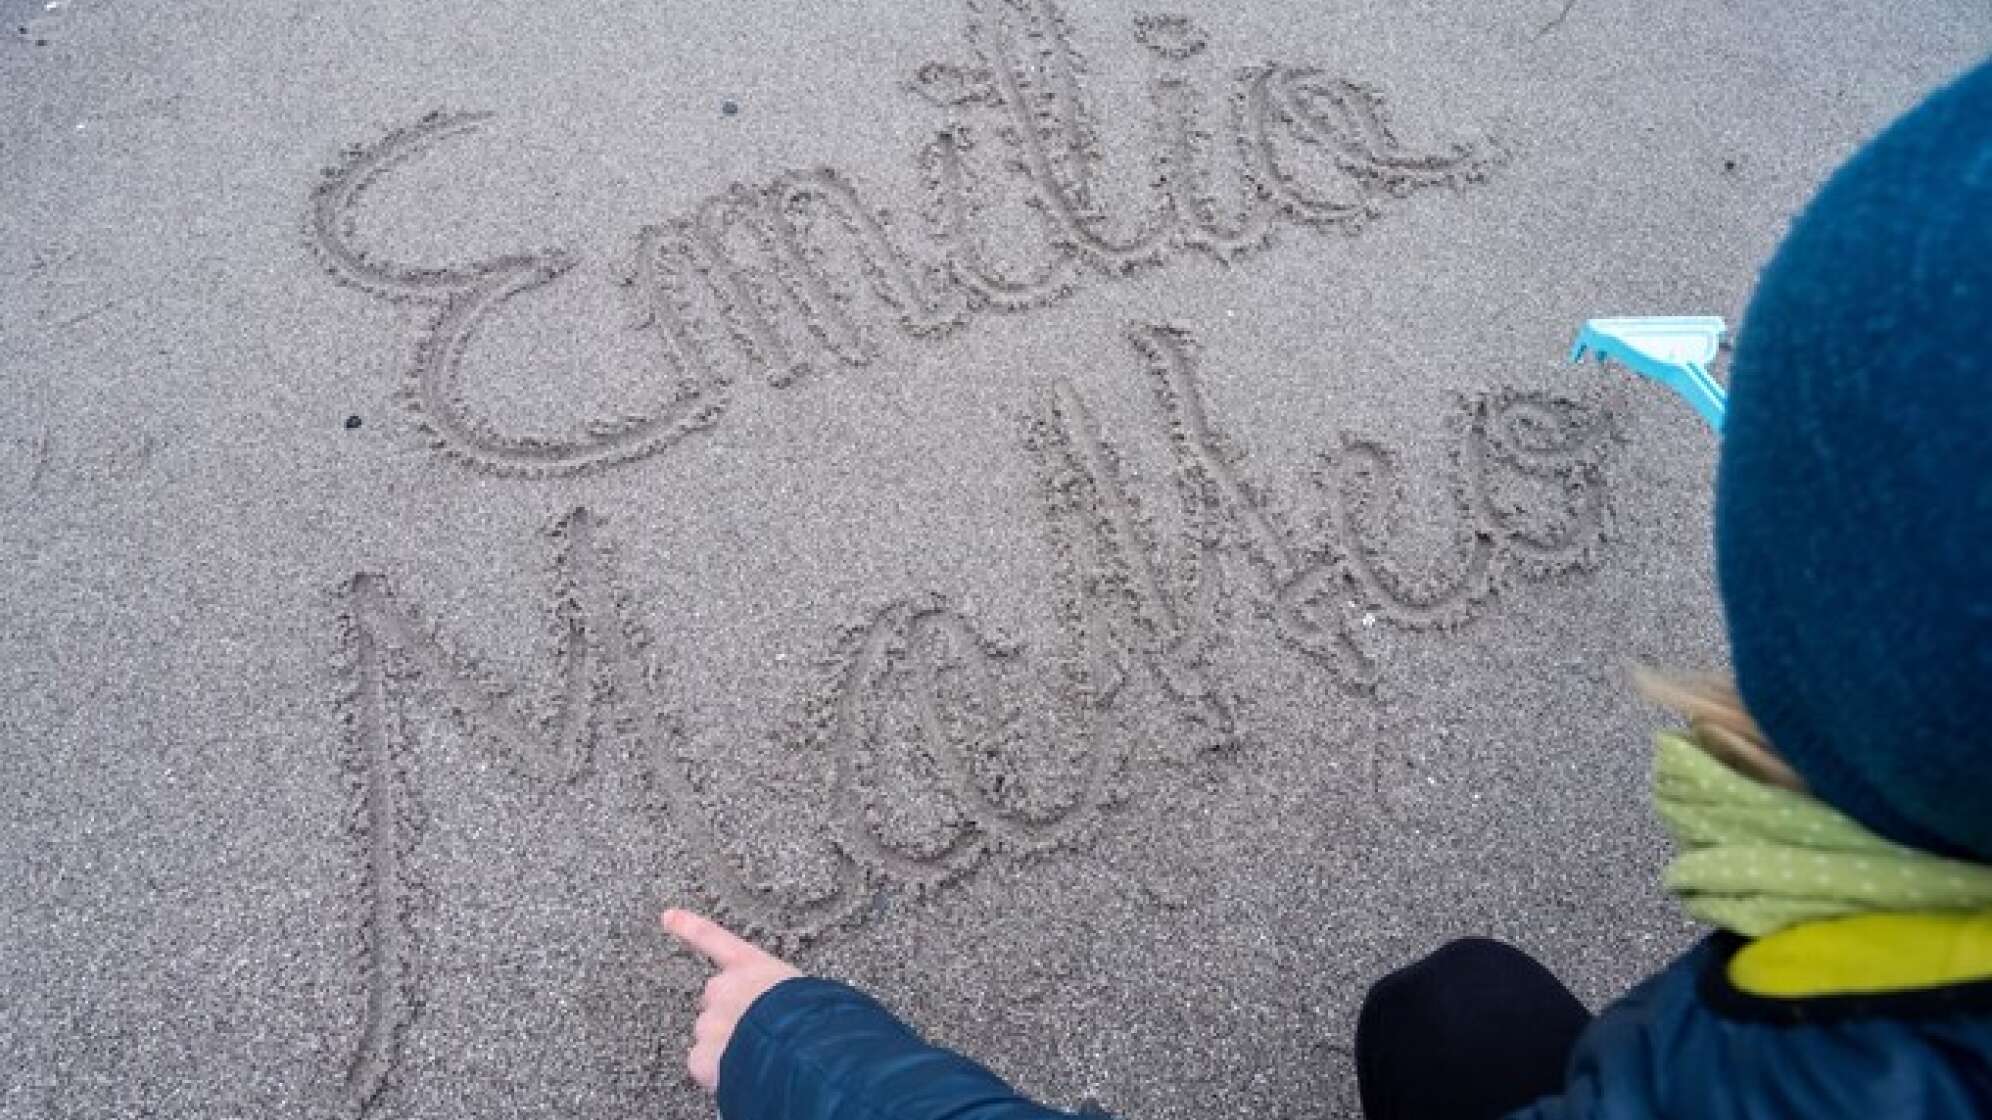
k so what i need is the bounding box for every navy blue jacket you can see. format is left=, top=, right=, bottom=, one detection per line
left=718, top=978, right=1080, bottom=1120
left=1518, top=935, right=1992, bottom=1117
left=719, top=939, right=1992, bottom=1120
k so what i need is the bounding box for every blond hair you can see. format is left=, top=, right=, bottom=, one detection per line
left=1630, top=666, right=1807, bottom=793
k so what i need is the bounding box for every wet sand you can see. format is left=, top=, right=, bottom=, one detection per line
left=1, top=0, right=1984, bottom=1116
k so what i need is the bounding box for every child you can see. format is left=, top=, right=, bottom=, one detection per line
left=662, top=54, right=1992, bottom=1120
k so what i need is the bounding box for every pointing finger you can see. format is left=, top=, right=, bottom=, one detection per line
left=662, top=908, right=758, bottom=969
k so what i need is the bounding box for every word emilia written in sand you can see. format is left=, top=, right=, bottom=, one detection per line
left=309, top=0, right=1497, bottom=476
left=337, top=323, right=1618, bottom=1115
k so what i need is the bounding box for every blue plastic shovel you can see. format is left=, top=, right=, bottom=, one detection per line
left=1570, top=316, right=1728, bottom=430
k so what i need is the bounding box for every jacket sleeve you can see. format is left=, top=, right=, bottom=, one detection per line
left=717, top=977, right=1089, bottom=1120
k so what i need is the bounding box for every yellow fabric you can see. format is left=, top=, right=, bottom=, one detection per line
left=1729, top=910, right=1992, bottom=997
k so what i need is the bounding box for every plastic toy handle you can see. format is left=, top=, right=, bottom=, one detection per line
left=1678, top=362, right=1727, bottom=431
left=1570, top=317, right=1728, bottom=432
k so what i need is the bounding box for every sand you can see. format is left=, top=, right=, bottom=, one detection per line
left=2, top=0, right=1985, bottom=1116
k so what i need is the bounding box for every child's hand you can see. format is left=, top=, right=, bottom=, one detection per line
left=660, top=908, right=803, bottom=1092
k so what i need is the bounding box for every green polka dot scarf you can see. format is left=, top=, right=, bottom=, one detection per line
left=1654, top=732, right=1992, bottom=937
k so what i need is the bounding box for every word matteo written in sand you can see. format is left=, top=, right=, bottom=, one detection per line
left=308, top=0, right=1498, bottom=477
left=335, top=323, right=1617, bottom=1117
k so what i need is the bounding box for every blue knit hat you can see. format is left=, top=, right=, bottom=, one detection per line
left=1717, top=56, right=1992, bottom=863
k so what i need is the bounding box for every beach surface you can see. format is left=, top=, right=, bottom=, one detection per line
left=2, top=0, right=1985, bottom=1116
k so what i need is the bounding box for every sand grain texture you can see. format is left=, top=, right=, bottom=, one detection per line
left=3, top=0, right=1986, bottom=1117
